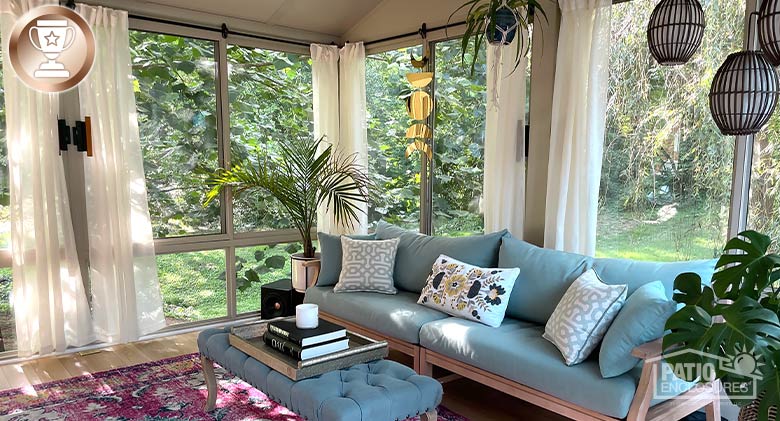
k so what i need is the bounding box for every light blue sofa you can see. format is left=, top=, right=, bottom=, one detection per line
left=305, top=222, right=719, bottom=420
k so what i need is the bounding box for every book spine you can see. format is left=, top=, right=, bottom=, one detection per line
left=263, top=333, right=303, bottom=360
left=267, top=324, right=299, bottom=344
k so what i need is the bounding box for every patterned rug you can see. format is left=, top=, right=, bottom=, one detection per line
left=0, top=353, right=467, bottom=421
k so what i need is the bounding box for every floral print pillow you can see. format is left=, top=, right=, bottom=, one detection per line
left=417, top=254, right=520, bottom=327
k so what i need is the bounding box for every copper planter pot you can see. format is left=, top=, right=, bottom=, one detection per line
left=290, top=253, right=320, bottom=293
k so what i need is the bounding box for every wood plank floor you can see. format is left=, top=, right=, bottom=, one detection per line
left=0, top=331, right=565, bottom=421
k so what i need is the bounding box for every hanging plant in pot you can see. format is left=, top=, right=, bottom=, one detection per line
left=449, top=0, right=546, bottom=74
left=204, top=136, right=371, bottom=292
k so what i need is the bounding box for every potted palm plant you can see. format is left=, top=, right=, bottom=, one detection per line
left=204, top=137, right=370, bottom=292
left=663, top=230, right=780, bottom=421
left=449, top=0, right=546, bottom=74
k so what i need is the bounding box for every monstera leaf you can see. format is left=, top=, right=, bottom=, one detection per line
left=755, top=351, right=780, bottom=421
left=713, top=230, right=780, bottom=300
left=671, top=272, right=717, bottom=312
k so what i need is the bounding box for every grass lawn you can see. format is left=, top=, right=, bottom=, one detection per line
left=596, top=203, right=727, bottom=261
left=156, top=242, right=311, bottom=324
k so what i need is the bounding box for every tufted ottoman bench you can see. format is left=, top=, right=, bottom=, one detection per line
left=198, top=328, right=442, bottom=421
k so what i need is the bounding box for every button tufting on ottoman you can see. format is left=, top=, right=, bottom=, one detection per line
left=198, top=328, right=442, bottom=421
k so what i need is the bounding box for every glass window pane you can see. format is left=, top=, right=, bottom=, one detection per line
left=432, top=39, right=487, bottom=236
left=228, top=45, right=313, bottom=232
left=157, top=250, right=227, bottom=325
left=130, top=31, right=221, bottom=239
left=0, top=268, right=13, bottom=352
left=596, top=0, right=742, bottom=260
left=235, top=241, right=316, bottom=315
left=750, top=118, right=780, bottom=245
left=366, top=46, right=423, bottom=231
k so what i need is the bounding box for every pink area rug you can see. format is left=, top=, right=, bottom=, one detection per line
left=0, top=353, right=466, bottom=421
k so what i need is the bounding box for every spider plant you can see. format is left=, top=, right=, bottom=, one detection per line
left=449, top=0, right=546, bottom=74
left=204, top=136, right=370, bottom=259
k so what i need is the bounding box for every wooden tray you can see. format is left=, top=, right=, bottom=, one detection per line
left=229, top=318, right=389, bottom=381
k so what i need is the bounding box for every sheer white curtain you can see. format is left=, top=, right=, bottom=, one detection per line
left=483, top=33, right=528, bottom=236
left=76, top=4, right=166, bottom=342
left=1, top=0, right=94, bottom=356
left=313, top=42, right=368, bottom=235
left=544, top=0, right=611, bottom=255
left=312, top=44, right=342, bottom=235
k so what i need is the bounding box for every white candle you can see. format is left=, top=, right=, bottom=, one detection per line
left=295, top=303, right=319, bottom=329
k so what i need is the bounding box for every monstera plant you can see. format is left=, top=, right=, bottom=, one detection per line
left=663, top=230, right=780, bottom=421
left=205, top=136, right=370, bottom=292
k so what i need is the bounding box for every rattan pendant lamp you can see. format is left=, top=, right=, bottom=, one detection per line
left=647, top=0, right=706, bottom=65
left=709, top=13, right=780, bottom=136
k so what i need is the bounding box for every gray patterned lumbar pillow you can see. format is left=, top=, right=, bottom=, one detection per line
left=334, top=237, right=400, bottom=294
left=543, top=269, right=627, bottom=366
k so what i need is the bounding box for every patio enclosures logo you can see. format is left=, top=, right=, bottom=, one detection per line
left=652, top=347, right=763, bottom=401
left=8, top=5, right=95, bottom=92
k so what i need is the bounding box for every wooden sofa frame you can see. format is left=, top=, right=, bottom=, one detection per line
left=320, top=311, right=721, bottom=421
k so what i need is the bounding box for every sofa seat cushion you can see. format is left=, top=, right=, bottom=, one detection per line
left=304, top=286, right=449, bottom=344
left=375, top=221, right=507, bottom=293
left=419, top=317, right=639, bottom=418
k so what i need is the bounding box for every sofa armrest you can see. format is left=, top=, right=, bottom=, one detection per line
left=631, top=338, right=663, bottom=360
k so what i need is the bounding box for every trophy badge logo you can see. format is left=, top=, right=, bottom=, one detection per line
left=8, top=6, right=95, bottom=92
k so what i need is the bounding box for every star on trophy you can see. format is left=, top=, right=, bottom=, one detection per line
left=29, top=19, right=75, bottom=78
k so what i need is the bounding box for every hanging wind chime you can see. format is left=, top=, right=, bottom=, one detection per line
left=405, top=25, right=434, bottom=160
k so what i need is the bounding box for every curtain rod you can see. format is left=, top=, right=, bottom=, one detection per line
left=127, top=14, right=313, bottom=48
left=364, top=21, right=467, bottom=46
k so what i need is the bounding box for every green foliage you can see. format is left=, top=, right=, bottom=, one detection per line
left=205, top=137, right=370, bottom=259
left=598, top=0, right=744, bottom=260
left=449, top=0, right=542, bottom=74
left=664, top=231, right=780, bottom=417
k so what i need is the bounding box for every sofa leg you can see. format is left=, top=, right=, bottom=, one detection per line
left=420, top=409, right=437, bottom=420
left=418, top=349, right=433, bottom=377
left=201, top=355, right=218, bottom=412
left=705, top=381, right=721, bottom=421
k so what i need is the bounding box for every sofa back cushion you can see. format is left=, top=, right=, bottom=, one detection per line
left=316, top=232, right=376, bottom=287
left=375, top=221, right=507, bottom=293
left=591, top=257, right=715, bottom=298
left=497, top=235, right=717, bottom=324
left=498, top=236, right=592, bottom=324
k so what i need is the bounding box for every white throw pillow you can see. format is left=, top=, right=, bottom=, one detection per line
left=417, top=254, right=520, bottom=328
left=334, top=237, right=399, bottom=294
left=543, top=269, right=627, bottom=366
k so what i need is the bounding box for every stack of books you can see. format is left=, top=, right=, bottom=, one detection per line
left=264, top=318, right=348, bottom=361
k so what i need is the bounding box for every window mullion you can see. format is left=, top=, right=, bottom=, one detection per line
left=216, top=38, right=237, bottom=318
left=421, top=40, right=436, bottom=235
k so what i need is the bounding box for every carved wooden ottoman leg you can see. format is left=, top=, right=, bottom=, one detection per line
left=201, top=355, right=218, bottom=411
left=420, top=409, right=438, bottom=421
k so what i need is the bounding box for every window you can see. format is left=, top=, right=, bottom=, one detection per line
left=750, top=114, right=780, bottom=246
left=130, top=24, right=312, bottom=329
left=432, top=39, right=488, bottom=236
left=596, top=0, right=744, bottom=260
left=228, top=45, right=313, bottom=232
left=366, top=39, right=492, bottom=236
left=366, top=46, right=423, bottom=230
left=131, top=32, right=220, bottom=239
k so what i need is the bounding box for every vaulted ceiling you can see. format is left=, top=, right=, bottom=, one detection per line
left=141, top=0, right=385, bottom=37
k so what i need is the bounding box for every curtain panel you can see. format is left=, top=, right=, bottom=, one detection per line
left=312, top=42, right=368, bottom=235
left=544, top=0, right=611, bottom=255
left=76, top=4, right=166, bottom=342
left=483, top=33, right=529, bottom=236
left=1, top=0, right=94, bottom=356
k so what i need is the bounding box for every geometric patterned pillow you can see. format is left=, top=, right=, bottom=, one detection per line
left=543, top=269, right=627, bottom=366
left=417, top=254, right=520, bottom=328
left=334, top=237, right=399, bottom=294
